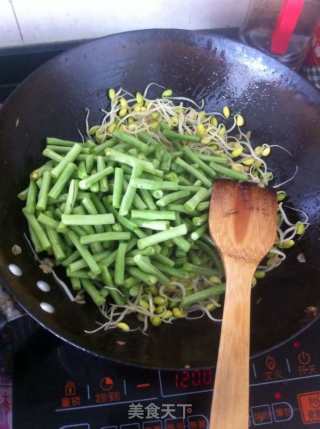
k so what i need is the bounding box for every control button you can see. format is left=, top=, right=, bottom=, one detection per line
left=265, top=355, right=277, bottom=371
left=298, top=391, right=320, bottom=424
left=251, top=405, right=272, bottom=425
left=100, top=376, right=115, bottom=392
left=95, top=391, right=121, bottom=404
left=296, top=351, right=318, bottom=377
left=143, top=420, right=162, bottom=429
left=61, top=381, right=81, bottom=408
left=297, top=351, right=312, bottom=365
left=262, top=355, right=283, bottom=381
left=165, top=418, right=185, bottom=429
left=65, top=381, right=77, bottom=397
left=271, top=402, right=294, bottom=422
left=187, top=414, right=208, bottom=429
left=93, top=375, right=122, bottom=404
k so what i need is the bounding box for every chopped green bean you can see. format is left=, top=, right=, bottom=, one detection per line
left=131, top=210, right=176, bottom=221
left=93, top=139, right=116, bottom=154
left=132, top=219, right=169, bottom=231
left=191, top=225, right=207, bottom=241
left=45, top=145, right=90, bottom=154
left=138, top=132, right=159, bottom=148
left=67, top=269, right=94, bottom=279
left=25, top=181, right=38, bottom=214
left=81, top=279, right=105, bottom=306
left=113, top=130, right=150, bottom=153
left=156, top=190, right=191, bottom=207
left=97, top=156, right=109, bottom=192
left=184, top=188, right=211, bottom=212
left=175, top=157, right=211, bottom=187
left=131, top=178, right=200, bottom=192
left=77, top=161, right=87, bottom=179
left=199, top=153, right=229, bottom=164
left=46, top=227, right=65, bottom=261
left=153, top=190, right=164, bottom=199
left=138, top=224, right=187, bottom=249
left=153, top=262, right=188, bottom=278
left=70, top=277, right=81, bottom=291
left=166, top=204, right=190, bottom=214
left=160, top=152, right=172, bottom=171
left=38, top=212, right=59, bottom=229
left=119, top=165, right=142, bottom=216
left=64, top=179, right=78, bottom=215
left=23, top=210, right=51, bottom=250
left=181, top=285, right=225, bottom=308
left=80, top=231, right=131, bottom=245
left=132, top=190, right=147, bottom=210
left=28, top=223, right=42, bottom=252
left=62, top=250, right=80, bottom=266
left=47, top=137, right=80, bottom=147
left=152, top=253, right=175, bottom=267
left=133, top=254, right=169, bottom=284
left=51, top=144, right=82, bottom=179
left=17, top=187, right=29, bottom=201
left=161, top=125, right=200, bottom=142
left=210, top=161, right=248, bottom=181
left=66, top=230, right=101, bottom=275
left=48, top=163, right=77, bottom=200
left=173, top=236, right=191, bottom=253
left=182, top=147, right=216, bottom=178
left=129, top=246, right=157, bottom=257
left=183, top=262, right=217, bottom=277
left=128, top=267, right=157, bottom=286
left=42, top=148, right=63, bottom=162
left=113, top=167, right=124, bottom=208
left=197, top=201, right=210, bottom=211
left=197, top=238, right=223, bottom=276
left=115, top=242, right=128, bottom=285
left=103, top=199, right=145, bottom=239
left=106, top=149, right=163, bottom=177
left=79, top=166, right=113, bottom=190
left=85, top=154, right=95, bottom=174
left=140, top=189, right=157, bottom=210
left=61, top=214, right=115, bottom=226
left=192, top=213, right=208, bottom=226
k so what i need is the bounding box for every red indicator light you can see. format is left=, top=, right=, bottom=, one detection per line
left=274, top=392, right=282, bottom=400
left=293, top=340, right=301, bottom=349
left=100, top=376, right=114, bottom=391
left=136, top=383, right=151, bottom=389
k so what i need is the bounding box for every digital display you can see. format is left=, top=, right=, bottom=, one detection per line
left=175, top=370, right=213, bottom=390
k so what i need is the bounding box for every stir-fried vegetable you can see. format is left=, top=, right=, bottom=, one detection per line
left=18, top=84, right=309, bottom=333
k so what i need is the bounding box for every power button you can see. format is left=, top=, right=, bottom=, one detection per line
left=297, top=391, right=320, bottom=424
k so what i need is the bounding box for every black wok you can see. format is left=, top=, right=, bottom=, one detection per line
left=1, top=29, right=320, bottom=369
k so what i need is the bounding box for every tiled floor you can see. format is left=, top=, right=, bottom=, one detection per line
left=0, top=0, right=249, bottom=48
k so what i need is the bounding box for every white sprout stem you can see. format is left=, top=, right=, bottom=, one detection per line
left=278, top=202, right=294, bottom=226
left=269, top=144, right=293, bottom=157
left=24, top=233, right=75, bottom=301
left=273, top=165, right=299, bottom=189
left=283, top=204, right=310, bottom=225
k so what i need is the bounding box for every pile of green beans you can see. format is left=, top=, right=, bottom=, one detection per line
left=16, top=81, right=309, bottom=332
left=18, top=126, right=250, bottom=328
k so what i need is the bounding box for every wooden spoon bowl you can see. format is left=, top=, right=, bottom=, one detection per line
left=209, top=180, right=277, bottom=429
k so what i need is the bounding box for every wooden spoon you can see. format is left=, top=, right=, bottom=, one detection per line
left=209, top=180, right=277, bottom=429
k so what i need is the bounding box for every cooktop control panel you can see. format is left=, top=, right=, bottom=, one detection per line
left=11, top=318, right=320, bottom=429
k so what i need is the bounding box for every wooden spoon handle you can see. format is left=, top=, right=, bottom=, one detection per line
left=210, top=257, right=256, bottom=429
